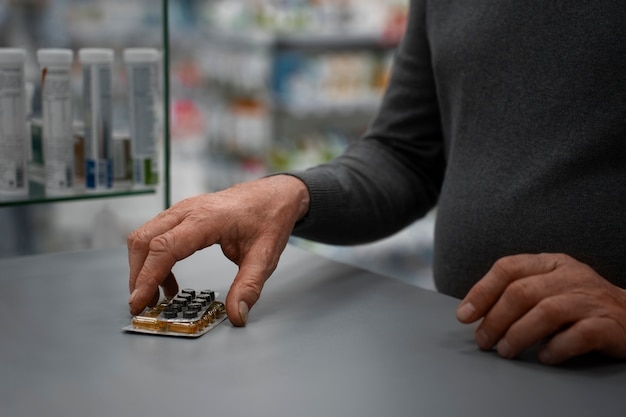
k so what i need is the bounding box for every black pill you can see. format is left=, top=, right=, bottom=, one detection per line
left=178, top=292, right=193, bottom=302
left=196, top=294, right=211, bottom=304
left=181, top=288, right=196, bottom=298
left=183, top=309, right=197, bottom=319
left=163, top=309, right=178, bottom=319
left=187, top=303, right=202, bottom=312
left=192, top=298, right=208, bottom=307
left=172, top=297, right=188, bottom=306
left=200, top=290, right=215, bottom=302
left=168, top=303, right=182, bottom=312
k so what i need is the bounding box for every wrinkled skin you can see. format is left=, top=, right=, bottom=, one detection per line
left=457, top=253, right=626, bottom=365
left=127, top=175, right=309, bottom=327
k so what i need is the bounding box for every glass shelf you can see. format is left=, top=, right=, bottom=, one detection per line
left=0, top=180, right=156, bottom=208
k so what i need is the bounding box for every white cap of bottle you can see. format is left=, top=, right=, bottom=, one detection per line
left=37, top=49, right=74, bottom=67
left=0, top=48, right=26, bottom=65
left=78, top=48, right=114, bottom=64
left=123, top=48, right=160, bottom=63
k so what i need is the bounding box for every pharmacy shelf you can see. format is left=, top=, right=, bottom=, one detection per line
left=273, top=32, right=399, bottom=51
left=202, top=29, right=399, bottom=51
left=0, top=181, right=155, bottom=208
left=183, top=28, right=396, bottom=192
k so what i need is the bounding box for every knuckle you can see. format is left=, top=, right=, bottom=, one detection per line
left=144, top=274, right=162, bottom=289
left=149, top=233, right=175, bottom=255
left=575, top=320, right=602, bottom=350
left=127, top=229, right=151, bottom=251
left=535, top=297, right=566, bottom=319
left=492, top=255, right=524, bottom=279
left=547, top=253, right=575, bottom=270
left=504, top=279, right=532, bottom=302
left=492, top=256, right=513, bottom=275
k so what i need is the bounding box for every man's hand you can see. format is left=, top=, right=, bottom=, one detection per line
left=127, top=175, right=310, bottom=326
left=456, top=253, right=626, bottom=365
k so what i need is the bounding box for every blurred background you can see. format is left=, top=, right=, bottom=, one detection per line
left=0, top=0, right=434, bottom=290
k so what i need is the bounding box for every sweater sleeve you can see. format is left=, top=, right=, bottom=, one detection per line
left=288, top=0, right=446, bottom=245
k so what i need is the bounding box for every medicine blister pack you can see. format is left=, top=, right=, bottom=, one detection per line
left=123, top=289, right=227, bottom=338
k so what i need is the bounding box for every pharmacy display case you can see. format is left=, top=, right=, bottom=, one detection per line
left=0, top=0, right=170, bottom=208
left=0, top=0, right=171, bottom=257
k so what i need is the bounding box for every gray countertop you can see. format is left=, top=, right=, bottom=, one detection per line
left=1, top=244, right=625, bottom=417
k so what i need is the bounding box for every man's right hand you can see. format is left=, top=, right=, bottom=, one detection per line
left=127, top=174, right=310, bottom=326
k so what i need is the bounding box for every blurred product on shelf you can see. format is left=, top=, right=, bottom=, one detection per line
left=0, top=48, right=28, bottom=197
left=202, top=0, right=407, bottom=40
left=272, top=50, right=389, bottom=112
left=65, top=0, right=161, bottom=48
left=79, top=48, right=115, bottom=191
left=113, top=131, right=132, bottom=184
left=37, top=48, right=75, bottom=195
left=0, top=41, right=162, bottom=201
left=168, top=0, right=407, bottom=192
left=124, top=48, right=160, bottom=187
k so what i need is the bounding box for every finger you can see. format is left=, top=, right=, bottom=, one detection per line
left=473, top=275, right=544, bottom=349
left=473, top=271, right=575, bottom=349
left=457, top=253, right=559, bottom=323
left=495, top=294, right=588, bottom=358
left=225, top=245, right=281, bottom=327
left=129, top=216, right=220, bottom=315
left=539, top=317, right=625, bottom=365
left=128, top=207, right=187, bottom=294
left=161, top=271, right=179, bottom=300
left=148, top=289, right=160, bottom=308
left=133, top=268, right=179, bottom=313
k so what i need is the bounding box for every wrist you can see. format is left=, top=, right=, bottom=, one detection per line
left=263, top=174, right=311, bottom=223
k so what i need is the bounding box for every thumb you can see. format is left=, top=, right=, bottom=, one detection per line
left=225, top=258, right=274, bottom=327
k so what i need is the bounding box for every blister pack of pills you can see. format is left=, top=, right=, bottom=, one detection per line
left=123, top=289, right=227, bottom=338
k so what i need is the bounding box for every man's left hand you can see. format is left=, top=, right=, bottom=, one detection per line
left=456, top=253, right=626, bottom=365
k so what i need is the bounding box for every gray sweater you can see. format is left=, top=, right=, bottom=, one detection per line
left=290, top=0, right=626, bottom=298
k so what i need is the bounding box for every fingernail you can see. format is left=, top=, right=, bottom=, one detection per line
left=129, top=289, right=138, bottom=305
left=239, top=301, right=249, bottom=325
left=456, top=302, right=476, bottom=321
left=497, top=339, right=513, bottom=358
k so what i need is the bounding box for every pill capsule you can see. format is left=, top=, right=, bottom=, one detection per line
left=163, top=309, right=178, bottom=319
left=196, top=294, right=211, bottom=304
left=172, top=297, right=188, bottom=306
left=181, top=288, right=196, bottom=298
left=188, top=303, right=203, bottom=312
left=200, top=290, right=215, bottom=302
left=178, top=292, right=193, bottom=302
left=167, top=303, right=182, bottom=312
left=183, top=309, right=198, bottom=319
left=192, top=297, right=208, bottom=307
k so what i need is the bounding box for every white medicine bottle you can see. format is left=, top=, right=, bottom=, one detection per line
left=0, top=48, right=28, bottom=197
left=78, top=48, right=114, bottom=191
left=123, top=48, right=160, bottom=187
left=37, top=48, right=75, bottom=195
